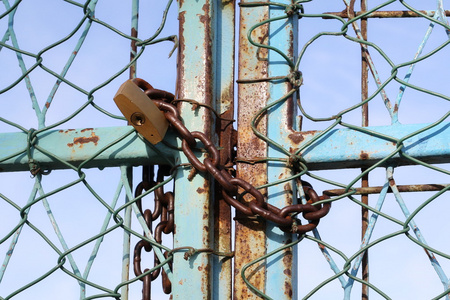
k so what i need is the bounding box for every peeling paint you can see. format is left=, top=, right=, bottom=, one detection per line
left=284, top=281, right=293, bottom=297
left=288, top=132, right=304, bottom=144
left=59, top=129, right=75, bottom=133
left=68, top=132, right=99, bottom=148
left=235, top=3, right=269, bottom=298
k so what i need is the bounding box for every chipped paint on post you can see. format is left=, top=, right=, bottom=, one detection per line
left=266, top=2, right=298, bottom=299
left=172, top=1, right=216, bottom=299
left=213, top=1, right=235, bottom=299
left=235, top=1, right=269, bottom=298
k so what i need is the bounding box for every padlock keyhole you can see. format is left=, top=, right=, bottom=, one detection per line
left=131, top=112, right=146, bottom=126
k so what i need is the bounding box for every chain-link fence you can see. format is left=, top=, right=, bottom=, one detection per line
left=1, top=0, right=449, bottom=299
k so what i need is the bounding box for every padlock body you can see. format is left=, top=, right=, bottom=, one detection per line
left=114, top=80, right=169, bottom=144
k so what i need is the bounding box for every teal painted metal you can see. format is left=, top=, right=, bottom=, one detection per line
left=298, top=121, right=450, bottom=170
left=212, top=1, right=235, bottom=299
left=121, top=3, right=139, bottom=298
left=266, top=1, right=298, bottom=299
left=2, top=122, right=449, bottom=172
left=0, top=126, right=177, bottom=172
left=172, top=0, right=217, bottom=299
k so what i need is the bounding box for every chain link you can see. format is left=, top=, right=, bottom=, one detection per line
left=132, top=78, right=331, bottom=236
left=132, top=164, right=174, bottom=298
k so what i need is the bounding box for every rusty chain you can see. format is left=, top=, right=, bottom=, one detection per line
left=132, top=77, right=331, bottom=235
left=133, top=165, right=173, bottom=298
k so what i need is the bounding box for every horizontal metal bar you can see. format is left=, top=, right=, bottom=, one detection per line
left=324, top=183, right=449, bottom=196
left=1, top=122, right=448, bottom=172
left=288, top=121, right=450, bottom=170
left=0, top=126, right=177, bottom=172
left=322, top=10, right=450, bottom=19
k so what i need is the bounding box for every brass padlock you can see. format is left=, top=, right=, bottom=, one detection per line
left=114, top=80, right=169, bottom=144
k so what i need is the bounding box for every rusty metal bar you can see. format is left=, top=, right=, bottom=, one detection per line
left=360, top=0, right=369, bottom=298
left=323, top=183, right=449, bottom=196
left=322, top=10, right=450, bottom=19
left=235, top=0, right=269, bottom=298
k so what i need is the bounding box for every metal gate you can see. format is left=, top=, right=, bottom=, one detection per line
left=1, top=1, right=449, bottom=299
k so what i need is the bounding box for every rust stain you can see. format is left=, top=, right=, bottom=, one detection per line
left=130, top=27, right=138, bottom=80
left=288, top=132, right=304, bottom=144
left=68, top=132, right=99, bottom=148
left=393, top=103, right=399, bottom=114
left=201, top=2, right=213, bottom=136
left=45, top=102, right=50, bottom=108
left=360, top=151, right=369, bottom=160
left=288, top=130, right=319, bottom=145
left=282, top=241, right=293, bottom=296
left=197, top=187, right=206, bottom=194
left=235, top=3, right=270, bottom=299
left=81, top=128, right=94, bottom=132
left=177, top=11, right=186, bottom=103
left=284, top=281, right=293, bottom=297
left=59, top=129, right=75, bottom=133
left=283, top=182, right=292, bottom=194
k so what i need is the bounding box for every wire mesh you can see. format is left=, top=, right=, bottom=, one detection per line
left=0, top=0, right=449, bottom=299
left=0, top=0, right=177, bottom=299
left=236, top=0, right=450, bottom=299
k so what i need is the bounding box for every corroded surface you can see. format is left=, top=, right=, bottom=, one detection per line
left=235, top=1, right=269, bottom=298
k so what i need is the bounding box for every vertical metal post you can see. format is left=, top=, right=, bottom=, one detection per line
left=121, top=167, right=133, bottom=300
left=121, top=2, right=139, bottom=298
left=172, top=1, right=217, bottom=299
left=360, top=1, right=370, bottom=299
left=213, top=1, right=235, bottom=299
left=266, top=2, right=298, bottom=299
left=235, top=1, right=269, bottom=299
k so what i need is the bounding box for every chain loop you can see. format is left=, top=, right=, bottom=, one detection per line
left=203, top=158, right=238, bottom=194
left=181, top=131, right=220, bottom=173
left=133, top=78, right=331, bottom=238
left=132, top=164, right=174, bottom=297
